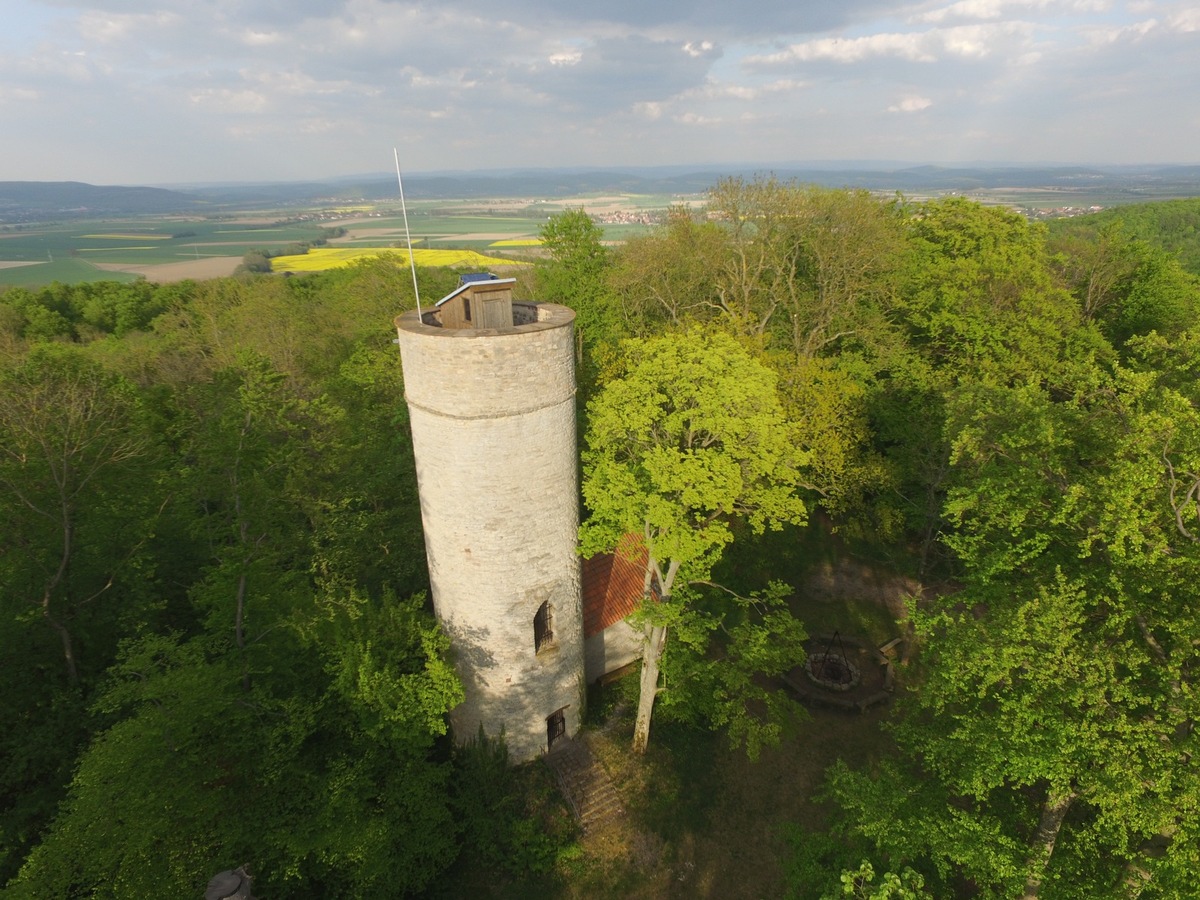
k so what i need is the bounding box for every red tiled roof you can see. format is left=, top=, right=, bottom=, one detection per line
left=582, top=534, right=648, bottom=638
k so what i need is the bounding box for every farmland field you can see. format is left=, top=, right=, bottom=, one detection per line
left=0, top=194, right=663, bottom=286
left=0, top=218, right=332, bottom=286
left=0, top=257, right=143, bottom=286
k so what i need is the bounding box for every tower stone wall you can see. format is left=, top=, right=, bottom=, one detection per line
left=395, top=301, right=584, bottom=762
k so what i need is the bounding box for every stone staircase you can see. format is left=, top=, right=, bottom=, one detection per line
left=545, top=735, right=625, bottom=833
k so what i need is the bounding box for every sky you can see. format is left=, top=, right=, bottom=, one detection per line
left=2, top=0, right=1198, bottom=185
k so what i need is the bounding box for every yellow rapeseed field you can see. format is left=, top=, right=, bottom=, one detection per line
left=270, top=248, right=527, bottom=273
left=489, top=239, right=542, bottom=247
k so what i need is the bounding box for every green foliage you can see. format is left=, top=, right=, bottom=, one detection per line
left=825, top=327, right=1200, bottom=896
left=783, top=825, right=865, bottom=900
left=0, top=279, right=181, bottom=342
left=580, top=327, right=809, bottom=572
left=536, top=207, right=619, bottom=398
left=609, top=205, right=727, bottom=332
left=0, top=260, right=484, bottom=893
left=309, top=343, right=427, bottom=594
left=825, top=862, right=933, bottom=900
left=581, top=326, right=810, bottom=753
left=609, top=178, right=907, bottom=362
left=657, top=581, right=807, bottom=759
left=0, top=344, right=166, bottom=683
left=451, top=728, right=579, bottom=878
left=10, top=592, right=463, bottom=899
left=8, top=635, right=253, bottom=898
left=0, top=664, right=87, bottom=886
left=6, top=192, right=1200, bottom=897
left=1049, top=197, right=1200, bottom=275
left=1049, top=221, right=1200, bottom=349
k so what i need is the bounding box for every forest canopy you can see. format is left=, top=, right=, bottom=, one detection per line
left=2, top=185, right=1199, bottom=898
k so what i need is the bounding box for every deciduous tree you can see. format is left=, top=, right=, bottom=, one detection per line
left=579, top=328, right=809, bottom=752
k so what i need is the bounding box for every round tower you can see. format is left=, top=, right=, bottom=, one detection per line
left=395, top=284, right=584, bottom=763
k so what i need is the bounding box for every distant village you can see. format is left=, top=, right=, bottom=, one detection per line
left=1024, top=204, right=1107, bottom=219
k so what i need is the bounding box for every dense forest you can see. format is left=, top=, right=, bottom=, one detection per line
left=2, top=187, right=1199, bottom=898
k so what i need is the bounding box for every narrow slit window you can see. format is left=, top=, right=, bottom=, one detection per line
left=534, top=601, right=553, bottom=652
left=463, top=296, right=472, bottom=322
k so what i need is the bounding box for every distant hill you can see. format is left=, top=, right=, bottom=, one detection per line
left=0, top=181, right=205, bottom=220
left=185, top=164, right=1200, bottom=203
left=4, top=164, right=1200, bottom=223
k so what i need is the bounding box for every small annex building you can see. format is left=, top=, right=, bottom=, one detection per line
left=581, top=535, right=647, bottom=683
left=395, top=274, right=646, bottom=763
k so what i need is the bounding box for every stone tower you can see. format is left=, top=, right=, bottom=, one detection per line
left=394, top=278, right=585, bottom=763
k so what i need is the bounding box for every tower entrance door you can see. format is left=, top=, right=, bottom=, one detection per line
left=546, top=708, right=567, bottom=749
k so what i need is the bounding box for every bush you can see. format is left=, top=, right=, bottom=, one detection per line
left=451, top=727, right=579, bottom=876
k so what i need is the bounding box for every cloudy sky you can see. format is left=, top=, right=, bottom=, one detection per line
left=3, top=0, right=1198, bottom=184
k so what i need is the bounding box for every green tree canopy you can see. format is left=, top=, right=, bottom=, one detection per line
left=580, top=327, right=809, bottom=752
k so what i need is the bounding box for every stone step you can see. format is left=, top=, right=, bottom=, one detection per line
left=545, top=736, right=625, bottom=833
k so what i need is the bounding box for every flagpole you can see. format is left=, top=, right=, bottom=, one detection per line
left=394, top=148, right=423, bottom=319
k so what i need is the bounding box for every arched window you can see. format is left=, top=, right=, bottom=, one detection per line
left=534, top=601, right=554, bottom=652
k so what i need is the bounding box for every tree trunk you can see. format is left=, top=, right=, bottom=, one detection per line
left=631, top=550, right=678, bottom=754
left=42, top=593, right=79, bottom=684
left=1021, top=786, right=1076, bottom=900
left=632, top=623, right=666, bottom=753
left=1116, top=824, right=1177, bottom=898
left=43, top=507, right=79, bottom=684
left=235, top=569, right=251, bottom=692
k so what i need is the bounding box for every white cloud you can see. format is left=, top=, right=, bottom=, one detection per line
left=1081, top=17, right=1158, bottom=45
left=752, top=33, right=938, bottom=64
left=915, top=0, right=1109, bottom=24
left=675, top=111, right=720, bottom=124
left=1167, top=7, right=1200, bottom=31
left=1, top=0, right=1196, bottom=180
left=747, top=23, right=1032, bottom=67
left=888, top=95, right=933, bottom=111
left=242, top=30, right=283, bottom=47
left=77, top=10, right=181, bottom=42
left=0, top=86, right=42, bottom=103
left=188, top=88, right=268, bottom=113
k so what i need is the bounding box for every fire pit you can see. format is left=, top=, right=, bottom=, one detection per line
left=805, top=651, right=861, bottom=692
left=803, top=631, right=861, bottom=692
left=783, top=631, right=902, bottom=712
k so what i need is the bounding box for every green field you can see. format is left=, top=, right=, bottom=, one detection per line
left=0, top=259, right=143, bottom=287
left=0, top=198, right=660, bottom=286
left=0, top=219, right=328, bottom=262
